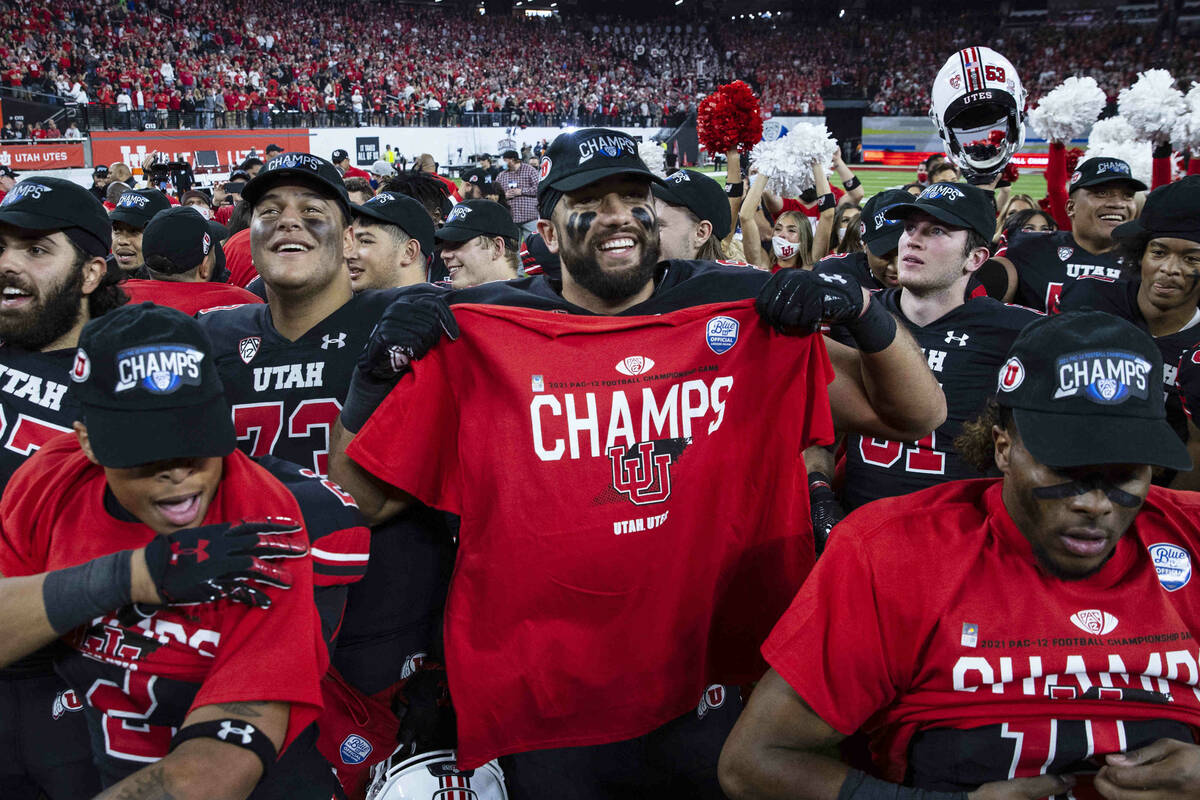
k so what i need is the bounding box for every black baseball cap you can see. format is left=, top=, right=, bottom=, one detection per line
left=884, top=182, right=997, bottom=241
left=1069, top=157, right=1147, bottom=194
left=435, top=199, right=520, bottom=244
left=109, top=189, right=172, bottom=230
left=352, top=191, right=435, bottom=260
left=1112, top=175, right=1200, bottom=247
left=461, top=168, right=484, bottom=186
left=265, top=143, right=284, bottom=155
left=537, top=128, right=664, bottom=218
left=859, top=189, right=913, bottom=257
left=243, top=152, right=352, bottom=220
left=651, top=169, right=731, bottom=240
left=0, top=166, right=18, bottom=179
left=995, top=310, right=1190, bottom=471
left=332, top=148, right=350, bottom=163
left=0, top=176, right=112, bottom=256
left=520, top=232, right=561, bottom=281
left=71, top=303, right=236, bottom=468
left=93, top=164, right=110, bottom=178
left=142, top=206, right=215, bottom=274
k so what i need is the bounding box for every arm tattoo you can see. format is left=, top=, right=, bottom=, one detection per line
left=214, top=700, right=268, bottom=718
left=96, top=763, right=178, bottom=800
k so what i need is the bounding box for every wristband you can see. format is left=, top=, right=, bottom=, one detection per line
left=842, top=176, right=861, bottom=191
left=724, top=180, right=744, bottom=198
left=838, top=769, right=968, bottom=800
left=171, top=719, right=277, bottom=776
left=817, top=193, right=837, bottom=212
left=808, top=471, right=833, bottom=492
left=42, top=550, right=133, bottom=635
left=843, top=297, right=898, bottom=354
left=1153, top=142, right=1172, bottom=159
left=341, top=371, right=400, bottom=434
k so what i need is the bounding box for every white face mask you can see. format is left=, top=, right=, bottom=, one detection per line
left=772, top=236, right=799, bottom=261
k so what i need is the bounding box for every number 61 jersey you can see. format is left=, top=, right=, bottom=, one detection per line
left=196, top=289, right=409, bottom=476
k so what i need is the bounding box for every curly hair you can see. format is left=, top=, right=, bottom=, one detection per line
left=954, top=400, right=1014, bottom=474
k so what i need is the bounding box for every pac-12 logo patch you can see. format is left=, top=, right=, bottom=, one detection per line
left=1149, top=543, right=1192, bottom=591
left=339, top=734, right=373, bottom=765
left=1069, top=609, right=1118, bottom=635
left=706, top=315, right=739, bottom=355
left=238, top=336, right=261, bottom=364
left=1058, top=247, right=1073, bottom=261
left=697, top=684, right=726, bottom=719
left=615, top=355, right=654, bottom=376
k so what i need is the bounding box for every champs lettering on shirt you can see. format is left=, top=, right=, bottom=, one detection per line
left=999, top=230, right=1126, bottom=313
left=842, top=292, right=1040, bottom=509
left=765, top=480, right=1200, bottom=790
left=347, top=300, right=835, bottom=768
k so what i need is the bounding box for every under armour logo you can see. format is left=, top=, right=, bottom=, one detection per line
left=944, top=331, right=969, bottom=347
left=321, top=332, right=347, bottom=350
left=169, top=539, right=210, bottom=565
left=217, top=721, right=256, bottom=745
left=819, top=273, right=847, bottom=285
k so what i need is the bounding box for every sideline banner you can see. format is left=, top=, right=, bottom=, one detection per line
left=90, top=128, right=309, bottom=170
left=0, top=142, right=86, bottom=170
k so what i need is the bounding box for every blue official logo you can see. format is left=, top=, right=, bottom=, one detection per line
left=1149, top=543, right=1191, bottom=592
left=706, top=315, right=739, bottom=355
left=339, top=733, right=373, bottom=765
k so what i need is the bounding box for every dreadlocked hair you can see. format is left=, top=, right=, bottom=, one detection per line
left=380, top=172, right=452, bottom=223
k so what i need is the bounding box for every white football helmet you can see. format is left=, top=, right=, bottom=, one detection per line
left=930, top=47, right=1027, bottom=180
left=365, top=748, right=508, bottom=800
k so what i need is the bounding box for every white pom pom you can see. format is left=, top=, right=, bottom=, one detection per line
left=1086, top=116, right=1151, bottom=185
left=1118, top=69, right=1186, bottom=144
left=638, top=141, right=666, bottom=178
left=1027, top=76, right=1106, bottom=143
left=750, top=122, right=836, bottom=195
left=1171, top=83, right=1200, bottom=150
left=1088, top=116, right=1138, bottom=147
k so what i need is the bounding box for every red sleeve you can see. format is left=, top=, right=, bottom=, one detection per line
left=761, top=525, right=902, bottom=735
left=345, top=346, right=462, bottom=514
left=1044, top=142, right=1071, bottom=231
left=0, top=435, right=78, bottom=577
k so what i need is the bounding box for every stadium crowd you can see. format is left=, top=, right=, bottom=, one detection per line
left=2, top=0, right=1199, bottom=130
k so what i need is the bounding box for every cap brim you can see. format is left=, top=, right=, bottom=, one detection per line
left=433, top=224, right=480, bottom=243
left=244, top=170, right=351, bottom=218
left=1012, top=408, right=1192, bottom=472
left=884, top=201, right=975, bottom=233
left=1072, top=177, right=1148, bottom=194
left=651, top=181, right=687, bottom=208
left=350, top=202, right=394, bottom=228
left=864, top=226, right=904, bottom=257
left=550, top=166, right=665, bottom=194
left=108, top=209, right=151, bottom=228
left=83, top=398, right=236, bottom=468
left=1111, top=218, right=1146, bottom=243
left=0, top=208, right=75, bottom=233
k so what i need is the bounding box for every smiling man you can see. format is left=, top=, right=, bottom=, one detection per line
left=0, top=303, right=338, bottom=800
left=435, top=199, right=520, bottom=289
left=720, top=310, right=1200, bottom=800
left=985, top=157, right=1146, bottom=312
left=329, top=127, right=947, bottom=798
left=347, top=191, right=433, bottom=291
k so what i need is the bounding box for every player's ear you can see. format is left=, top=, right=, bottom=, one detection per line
left=537, top=218, right=559, bottom=255
left=992, top=424, right=1013, bottom=473
left=197, top=252, right=213, bottom=282
left=1065, top=197, right=1076, bottom=219
left=405, top=237, right=422, bottom=266
left=342, top=221, right=354, bottom=260
left=79, top=256, right=106, bottom=297
left=694, top=219, right=713, bottom=251
left=73, top=422, right=100, bottom=465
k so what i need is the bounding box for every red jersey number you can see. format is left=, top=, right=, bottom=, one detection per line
left=232, top=398, right=342, bottom=476
left=86, top=672, right=174, bottom=763
left=0, top=407, right=71, bottom=457
left=1046, top=282, right=1064, bottom=314
left=857, top=431, right=946, bottom=475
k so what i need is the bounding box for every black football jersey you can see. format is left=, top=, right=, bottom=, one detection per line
left=1061, top=276, right=1199, bottom=446
left=0, top=346, right=79, bottom=489
left=196, top=290, right=410, bottom=477
left=842, top=291, right=1041, bottom=509
left=1001, top=230, right=1129, bottom=313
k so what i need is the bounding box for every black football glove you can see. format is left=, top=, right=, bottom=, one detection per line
left=143, top=518, right=308, bottom=608
left=394, top=666, right=455, bottom=755
left=809, top=472, right=845, bottom=556
left=360, top=294, right=460, bottom=383
left=756, top=269, right=864, bottom=334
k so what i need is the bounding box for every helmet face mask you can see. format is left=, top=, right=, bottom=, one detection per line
left=930, top=47, right=1026, bottom=181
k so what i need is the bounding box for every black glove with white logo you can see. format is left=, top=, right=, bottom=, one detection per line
left=755, top=269, right=865, bottom=334
left=808, top=472, right=845, bottom=555
left=142, top=519, right=307, bottom=607
left=341, top=294, right=460, bottom=433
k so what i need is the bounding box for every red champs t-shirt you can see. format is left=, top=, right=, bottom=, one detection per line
left=765, top=479, right=1200, bottom=790
left=0, top=435, right=326, bottom=783
left=348, top=299, right=835, bottom=767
